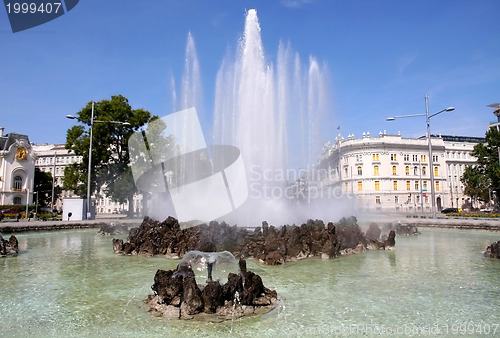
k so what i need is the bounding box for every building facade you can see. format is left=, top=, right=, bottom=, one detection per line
left=0, top=128, right=35, bottom=205
left=32, top=143, right=82, bottom=211
left=33, top=143, right=142, bottom=215
left=315, top=132, right=484, bottom=213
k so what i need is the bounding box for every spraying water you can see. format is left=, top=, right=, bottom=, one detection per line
left=151, top=9, right=345, bottom=225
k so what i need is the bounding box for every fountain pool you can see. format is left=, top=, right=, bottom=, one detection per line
left=1, top=228, right=500, bottom=336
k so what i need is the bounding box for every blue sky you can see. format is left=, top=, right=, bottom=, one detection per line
left=1, top=0, right=499, bottom=147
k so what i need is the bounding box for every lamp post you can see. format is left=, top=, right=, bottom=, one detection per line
left=66, top=101, right=130, bottom=220
left=387, top=95, right=455, bottom=218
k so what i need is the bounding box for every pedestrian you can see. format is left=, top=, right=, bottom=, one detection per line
left=16, top=213, right=21, bottom=222
left=0, top=211, right=3, bottom=222
left=28, top=211, right=33, bottom=222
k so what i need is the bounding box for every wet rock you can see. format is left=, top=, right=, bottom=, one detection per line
left=98, top=222, right=128, bottom=236
left=365, top=223, right=382, bottom=241
left=0, top=233, right=18, bottom=256
left=384, top=230, right=396, bottom=247
left=118, top=215, right=396, bottom=264
left=180, top=276, right=203, bottom=316
left=484, top=240, right=500, bottom=259
left=201, top=281, right=224, bottom=313
left=112, top=238, right=124, bottom=252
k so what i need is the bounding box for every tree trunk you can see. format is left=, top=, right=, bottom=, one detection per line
left=127, top=194, right=135, bottom=218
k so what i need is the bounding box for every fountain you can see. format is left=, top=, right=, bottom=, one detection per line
left=145, top=251, right=278, bottom=321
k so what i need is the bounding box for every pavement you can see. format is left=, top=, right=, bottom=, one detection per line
left=0, top=216, right=143, bottom=233
left=1, top=213, right=500, bottom=234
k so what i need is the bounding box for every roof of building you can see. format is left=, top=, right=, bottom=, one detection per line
left=0, top=132, right=30, bottom=151
left=417, top=135, right=485, bottom=143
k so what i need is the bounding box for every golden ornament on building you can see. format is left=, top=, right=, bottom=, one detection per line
left=15, top=147, right=28, bottom=161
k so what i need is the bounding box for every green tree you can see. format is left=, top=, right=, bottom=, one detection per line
left=34, top=168, right=62, bottom=210
left=460, top=165, right=489, bottom=204
left=63, top=95, right=155, bottom=217
left=462, top=128, right=500, bottom=207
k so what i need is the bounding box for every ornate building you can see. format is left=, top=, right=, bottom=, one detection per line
left=314, top=131, right=484, bottom=212
left=0, top=127, right=35, bottom=205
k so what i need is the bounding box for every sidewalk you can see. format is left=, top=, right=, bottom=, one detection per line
left=0, top=217, right=143, bottom=233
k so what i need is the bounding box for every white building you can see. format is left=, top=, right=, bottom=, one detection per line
left=0, top=128, right=35, bottom=205
left=32, top=143, right=82, bottom=211
left=315, top=132, right=484, bottom=213
left=33, top=143, right=143, bottom=215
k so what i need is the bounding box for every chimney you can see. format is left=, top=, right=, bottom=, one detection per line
left=0, top=127, right=4, bottom=137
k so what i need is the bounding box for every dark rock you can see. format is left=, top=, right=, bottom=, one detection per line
left=98, top=222, right=128, bottom=236
left=485, top=240, right=500, bottom=259
left=240, top=271, right=265, bottom=305
left=112, top=238, right=124, bottom=252
left=152, top=269, right=184, bottom=304
left=180, top=276, right=203, bottom=316
left=384, top=230, right=396, bottom=247
left=239, top=255, right=247, bottom=274
left=223, top=272, right=244, bottom=301
left=365, top=223, right=382, bottom=241
left=201, top=281, right=224, bottom=313
left=0, top=233, right=18, bottom=256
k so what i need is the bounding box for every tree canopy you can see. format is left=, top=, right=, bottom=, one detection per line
left=34, top=168, right=62, bottom=210
left=461, top=128, right=500, bottom=206
left=63, top=95, right=155, bottom=216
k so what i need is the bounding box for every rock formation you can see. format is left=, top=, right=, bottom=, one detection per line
left=0, top=233, right=19, bottom=257
left=98, top=221, right=128, bottom=236
left=114, top=216, right=395, bottom=264
left=146, top=254, right=277, bottom=320
left=484, top=240, right=500, bottom=259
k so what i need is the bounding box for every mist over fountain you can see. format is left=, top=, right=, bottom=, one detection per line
left=146, top=8, right=339, bottom=225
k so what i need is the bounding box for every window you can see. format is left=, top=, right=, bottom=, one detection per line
left=425, top=196, right=429, bottom=203
left=404, top=154, right=409, bottom=161
left=393, top=181, right=398, bottom=190
left=412, top=155, right=418, bottom=161
left=421, top=155, right=426, bottom=162
left=13, top=196, right=21, bottom=205
left=434, top=166, right=439, bottom=176
left=344, top=182, right=348, bottom=192
left=358, top=181, right=363, bottom=191
left=415, top=181, right=419, bottom=190
left=395, top=196, right=399, bottom=204
left=405, top=166, right=409, bottom=175
left=375, top=181, right=380, bottom=191
left=356, top=154, right=362, bottom=162
left=376, top=196, right=381, bottom=204
left=372, top=153, right=379, bottom=161
left=345, top=167, right=348, bottom=176
left=13, top=176, right=22, bottom=191
left=374, top=165, right=379, bottom=175
left=436, top=181, right=440, bottom=191
left=391, top=154, right=397, bottom=161
left=357, top=166, right=362, bottom=175
left=433, top=155, right=439, bottom=162
left=407, top=195, right=412, bottom=203
left=422, top=166, right=427, bottom=175
left=423, top=181, right=427, bottom=190
left=416, top=195, right=420, bottom=203
left=406, top=181, right=411, bottom=190
left=392, top=166, right=397, bottom=175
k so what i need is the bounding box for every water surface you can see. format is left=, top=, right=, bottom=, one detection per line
left=1, top=228, right=499, bottom=337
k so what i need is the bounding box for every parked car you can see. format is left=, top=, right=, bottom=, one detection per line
left=441, top=207, right=458, bottom=214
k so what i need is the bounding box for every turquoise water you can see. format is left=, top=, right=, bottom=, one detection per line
left=1, top=228, right=500, bottom=337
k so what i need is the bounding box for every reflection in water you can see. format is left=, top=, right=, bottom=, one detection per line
left=0, top=229, right=499, bottom=336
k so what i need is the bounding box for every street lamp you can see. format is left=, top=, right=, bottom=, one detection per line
left=387, top=95, right=455, bottom=218
left=66, top=101, right=131, bottom=220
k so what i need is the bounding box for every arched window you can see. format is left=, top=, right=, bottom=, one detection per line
left=13, top=176, right=22, bottom=191
left=422, top=166, right=427, bottom=175
left=357, top=166, right=362, bottom=175
left=405, top=166, right=409, bottom=175
left=13, top=196, right=21, bottom=205
left=413, top=166, right=418, bottom=175
left=374, top=165, right=379, bottom=175
left=358, top=181, right=363, bottom=191
left=392, top=166, right=397, bottom=175
left=434, top=166, right=439, bottom=176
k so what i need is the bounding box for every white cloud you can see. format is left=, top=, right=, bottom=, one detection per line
left=281, top=0, right=314, bottom=8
